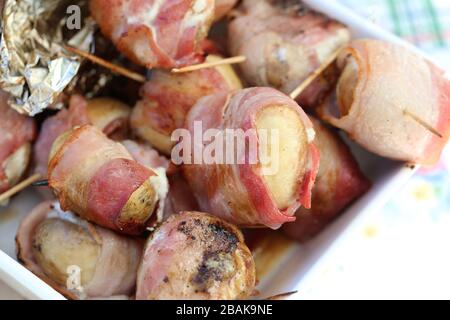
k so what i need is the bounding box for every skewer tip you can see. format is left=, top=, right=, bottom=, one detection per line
left=403, top=109, right=443, bottom=138
left=289, top=46, right=344, bottom=100
left=31, top=179, right=50, bottom=187
left=0, top=173, right=42, bottom=203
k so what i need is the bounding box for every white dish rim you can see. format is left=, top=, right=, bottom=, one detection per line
left=1, top=0, right=444, bottom=300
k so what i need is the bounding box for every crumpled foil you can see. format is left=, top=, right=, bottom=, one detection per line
left=0, top=0, right=95, bottom=115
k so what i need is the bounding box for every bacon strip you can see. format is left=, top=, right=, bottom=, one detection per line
left=228, top=0, right=350, bottom=107
left=34, top=96, right=130, bottom=179
left=282, top=118, right=370, bottom=242
left=16, top=201, right=142, bottom=299
left=86, top=158, right=154, bottom=231
left=0, top=90, right=36, bottom=193
left=121, top=140, right=170, bottom=170
left=33, top=95, right=90, bottom=179
left=317, top=39, right=450, bottom=165
left=48, top=125, right=165, bottom=235
left=90, top=0, right=214, bottom=69
left=182, top=88, right=320, bottom=229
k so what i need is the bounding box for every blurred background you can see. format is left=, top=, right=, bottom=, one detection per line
left=1, top=0, right=450, bottom=299
left=296, top=0, right=450, bottom=299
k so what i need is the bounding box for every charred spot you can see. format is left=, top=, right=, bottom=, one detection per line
left=191, top=251, right=234, bottom=293
left=177, top=220, right=193, bottom=235
left=177, top=217, right=239, bottom=250
left=207, top=223, right=238, bottom=253
left=190, top=222, right=240, bottom=292
left=163, top=276, right=169, bottom=283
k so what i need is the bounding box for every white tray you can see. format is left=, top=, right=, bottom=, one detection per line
left=0, top=0, right=430, bottom=300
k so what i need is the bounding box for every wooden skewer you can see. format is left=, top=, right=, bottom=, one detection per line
left=64, top=45, right=146, bottom=83
left=288, top=46, right=443, bottom=139
left=290, top=47, right=344, bottom=100
left=171, top=55, right=246, bottom=73
left=0, top=173, right=42, bottom=204
left=265, top=290, right=298, bottom=300
left=403, top=109, right=443, bottom=138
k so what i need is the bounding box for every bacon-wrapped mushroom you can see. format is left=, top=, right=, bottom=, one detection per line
left=182, top=87, right=320, bottom=229
left=33, top=95, right=130, bottom=179
left=317, top=39, right=450, bottom=165
left=90, top=0, right=215, bottom=69
left=130, top=55, right=242, bottom=154
left=282, top=118, right=370, bottom=242
left=48, top=125, right=168, bottom=235
left=16, top=201, right=142, bottom=299
left=136, top=211, right=255, bottom=300
left=228, top=0, right=350, bottom=107
left=121, top=140, right=198, bottom=220
left=0, top=90, right=36, bottom=195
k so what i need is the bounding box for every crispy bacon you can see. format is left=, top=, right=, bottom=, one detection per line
left=317, top=39, right=450, bottom=165
left=90, top=0, right=215, bottom=69
left=228, top=0, right=350, bottom=107
left=136, top=211, right=255, bottom=300
left=16, top=201, right=142, bottom=299
left=182, top=88, right=320, bottom=229
left=130, top=55, right=242, bottom=155
left=0, top=90, right=36, bottom=193
left=282, top=118, right=370, bottom=242
left=48, top=125, right=167, bottom=235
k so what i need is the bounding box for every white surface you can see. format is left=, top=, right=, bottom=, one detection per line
left=0, top=0, right=437, bottom=299
left=291, top=0, right=450, bottom=300
left=0, top=251, right=64, bottom=300
left=0, top=281, right=22, bottom=300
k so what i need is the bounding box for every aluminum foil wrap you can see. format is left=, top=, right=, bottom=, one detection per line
left=0, top=0, right=94, bottom=115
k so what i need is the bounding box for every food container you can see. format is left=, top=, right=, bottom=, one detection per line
left=0, top=0, right=433, bottom=299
